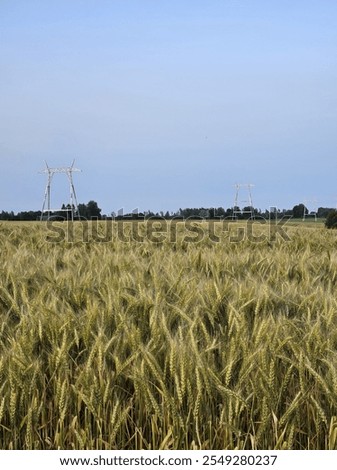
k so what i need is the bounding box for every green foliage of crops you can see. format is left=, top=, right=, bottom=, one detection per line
left=1, top=221, right=337, bottom=449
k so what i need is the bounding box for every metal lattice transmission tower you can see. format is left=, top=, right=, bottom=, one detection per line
left=40, top=160, right=81, bottom=221
left=232, top=183, right=255, bottom=219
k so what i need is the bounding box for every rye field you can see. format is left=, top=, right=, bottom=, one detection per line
left=1, top=219, right=337, bottom=450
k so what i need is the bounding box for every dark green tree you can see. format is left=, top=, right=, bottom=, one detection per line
left=78, top=201, right=102, bottom=219
left=318, top=207, right=334, bottom=218
left=292, top=203, right=308, bottom=219
left=325, top=210, right=337, bottom=229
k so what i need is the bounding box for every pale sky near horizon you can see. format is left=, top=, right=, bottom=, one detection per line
left=1, top=0, right=337, bottom=215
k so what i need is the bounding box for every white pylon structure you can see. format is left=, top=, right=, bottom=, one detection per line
left=40, top=160, right=81, bottom=221
left=302, top=198, right=318, bottom=222
left=232, top=183, right=255, bottom=219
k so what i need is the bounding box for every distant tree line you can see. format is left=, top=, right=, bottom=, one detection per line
left=0, top=201, right=336, bottom=221
left=0, top=201, right=102, bottom=221
left=0, top=210, right=41, bottom=221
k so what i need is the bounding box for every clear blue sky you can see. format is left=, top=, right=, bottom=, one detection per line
left=1, top=0, right=337, bottom=214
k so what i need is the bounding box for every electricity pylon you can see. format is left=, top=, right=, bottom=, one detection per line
left=232, top=183, right=255, bottom=219
left=40, top=160, right=81, bottom=221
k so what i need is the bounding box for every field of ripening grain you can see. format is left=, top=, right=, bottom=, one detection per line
left=1, top=220, right=337, bottom=450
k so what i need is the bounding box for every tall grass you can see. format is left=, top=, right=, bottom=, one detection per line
left=0, top=221, right=337, bottom=449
